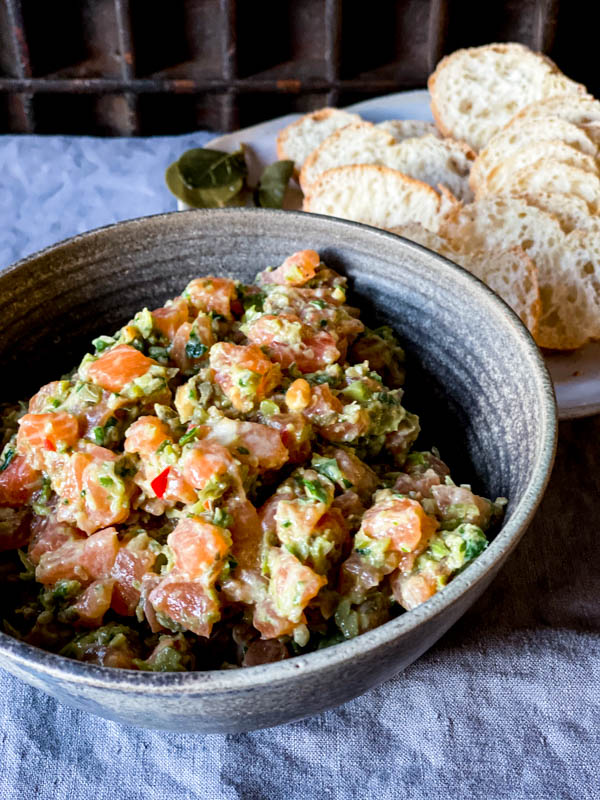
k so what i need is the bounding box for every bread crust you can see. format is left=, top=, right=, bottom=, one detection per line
left=299, top=121, right=384, bottom=193
left=428, top=43, right=586, bottom=152
left=470, top=117, right=599, bottom=192
left=302, top=163, right=459, bottom=235
left=439, top=196, right=600, bottom=349
left=300, top=123, right=475, bottom=201
left=387, top=223, right=541, bottom=339
left=275, top=108, right=360, bottom=175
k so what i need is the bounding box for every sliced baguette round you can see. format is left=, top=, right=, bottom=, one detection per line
left=538, top=228, right=600, bottom=349
left=376, top=119, right=441, bottom=140
left=428, top=43, right=587, bottom=152
left=511, top=192, right=599, bottom=233
left=440, top=196, right=600, bottom=348
left=300, top=122, right=395, bottom=190
left=470, top=117, right=599, bottom=191
left=506, top=94, right=600, bottom=132
left=485, top=162, right=600, bottom=213
left=475, top=141, right=599, bottom=198
left=388, top=223, right=540, bottom=338
left=300, top=123, right=475, bottom=201
left=303, top=164, right=457, bottom=233
left=275, top=108, right=362, bottom=174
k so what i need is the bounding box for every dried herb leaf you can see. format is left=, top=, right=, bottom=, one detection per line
left=165, top=147, right=248, bottom=208
left=178, top=148, right=247, bottom=190
left=256, top=160, right=294, bottom=209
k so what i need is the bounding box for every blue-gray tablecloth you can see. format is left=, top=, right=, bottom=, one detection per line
left=0, top=134, right=599, bottom=800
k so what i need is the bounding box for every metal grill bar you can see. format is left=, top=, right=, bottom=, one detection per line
left=0, top=0, right=587, bottom=136
left=113, top=0, right=139, bottom=135
left=324, top=0, right=342, bottom=107
left=427, top=0, right=448, bottom=74
left=534, top=0, right=560, bottom=52
left=0, top=77, right=435, bottom=93
left=3, top=0, right=34, bottom=132
left=218, top=0, right=238, bottom=131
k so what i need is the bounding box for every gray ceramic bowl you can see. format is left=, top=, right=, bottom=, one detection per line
left=0, top=209, right=557, bottom=732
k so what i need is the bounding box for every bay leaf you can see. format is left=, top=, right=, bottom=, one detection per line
left=256, top=160, right=294, bottom=209
left=179, top=147, right=247, bottom=190
left=165, top=157, right=246, bottom=209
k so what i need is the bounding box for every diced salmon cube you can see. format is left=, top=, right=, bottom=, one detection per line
left=184, top=276, right=237, bottom=320
left=151, top=296, right=189, bottom=341
left=0, top=454, right=41, bottom=506
left=87, top=344, right=156, bottom=393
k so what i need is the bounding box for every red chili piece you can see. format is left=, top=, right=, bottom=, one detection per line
left=44, top=438, right=56, bottom=451
left=151, top=466, right=170, bottom=498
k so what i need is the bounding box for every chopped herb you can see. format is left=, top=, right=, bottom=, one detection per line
left=312, top=456, right=346, bottom=487
left=92, top=335, right=115, bottom=353
left=99, top=476, right=114, bottom=488
left=281, top=521, right=292, bottom=528
left=0, top=447, right=16, bottom=472
left=92, top=426, right=104, bottom=445
left=310, top=299, right=327, bottom=309
left=213, top=507, right=233, bottom=528
left=302, top=478, right=329, bottom=504
left=179, top=427, right=200, bottom=446
left=305, top=372, right=337, bottom=386
left=238, top=285, right=265, bottom=312
left=237, top=446, right=250, bottom=455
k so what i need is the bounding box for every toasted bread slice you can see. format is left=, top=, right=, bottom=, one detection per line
left=538, top=228, right=600, bottom=349
left=428, top=43, right=587, bottom=152
left=300, top=123, right=475, bottom=201
left=511, top=192, right=599, bottom=233
left=303, top=164, right=457, bottom=233
left=483, top=162, right=600, bottom=213
left=507, top=94, right=600, bottom=132
left=470, top=117, right=599, bottom=191
left=389, top=223, right=540, bottom=338
left=476, top=141, right=599, bottom=198
left=376, top=119, right=441, bottom=140
left=275, top=108, right=362, bottom=174
left=300, top=122, right=393, bottom=190
left=440, top=196, right=600, bottom=348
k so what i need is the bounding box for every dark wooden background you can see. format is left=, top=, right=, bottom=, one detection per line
left=0, top=0, right=594, bottom=136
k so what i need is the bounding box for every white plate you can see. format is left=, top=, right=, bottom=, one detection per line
left=179, top=89, right=600, bottom=420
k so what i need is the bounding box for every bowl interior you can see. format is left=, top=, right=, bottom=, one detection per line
left=0, top=208, right=556, bottom=694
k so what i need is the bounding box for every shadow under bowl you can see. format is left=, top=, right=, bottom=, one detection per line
left=0, top=208, right=557, bottom=732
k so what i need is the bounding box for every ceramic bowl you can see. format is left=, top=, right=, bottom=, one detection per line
left=0, top=209, right=557, bottom=732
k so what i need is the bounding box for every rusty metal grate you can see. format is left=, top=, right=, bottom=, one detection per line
left=0, top=0, right=595, bottom=136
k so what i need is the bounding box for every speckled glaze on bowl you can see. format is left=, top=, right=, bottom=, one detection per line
left=0, top=209, right=557, bottom=733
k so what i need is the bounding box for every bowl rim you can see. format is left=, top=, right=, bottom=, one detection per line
left=0, top=207, right=558, bottom=694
